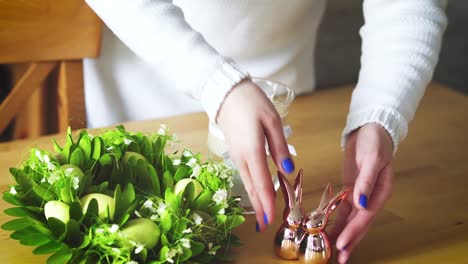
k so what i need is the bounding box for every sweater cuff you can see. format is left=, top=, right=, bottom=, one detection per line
left=200, top=59, right=250, bottom=123
left=341, top=106, right=408, bottom=155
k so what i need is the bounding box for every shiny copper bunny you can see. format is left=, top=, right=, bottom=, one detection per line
left=274, top=169, right=305, bottom=260
left=299, top=184, right=350, bottom=264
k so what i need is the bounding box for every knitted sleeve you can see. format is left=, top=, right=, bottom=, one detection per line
left=85, top=0, right=249, bottom=122
left=341, top=0, right=448, bottom=154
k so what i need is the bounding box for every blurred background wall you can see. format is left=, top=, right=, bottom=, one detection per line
left=315, top=0, right=468, bottom=94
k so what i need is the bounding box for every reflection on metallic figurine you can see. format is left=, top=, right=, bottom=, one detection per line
left=275, top=169, right=350, bottom=264
left=299, top=183, right=349, bottom=263
left=274, top=169, right=305, bottom=260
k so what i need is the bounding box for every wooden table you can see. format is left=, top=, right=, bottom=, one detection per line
left=1, top=83, right=467, bottom=263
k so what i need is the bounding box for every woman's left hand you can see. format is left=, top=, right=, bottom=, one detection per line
left=330, top=123, right=394, bottom=264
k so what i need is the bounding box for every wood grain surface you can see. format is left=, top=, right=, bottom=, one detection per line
left=0, top=83, right=467, bottom=263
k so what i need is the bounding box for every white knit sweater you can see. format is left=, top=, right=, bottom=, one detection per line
left=84, top=0, right=447, bottom=153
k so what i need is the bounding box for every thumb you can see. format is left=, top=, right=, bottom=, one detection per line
left=353, top=158, right=382, bottom=210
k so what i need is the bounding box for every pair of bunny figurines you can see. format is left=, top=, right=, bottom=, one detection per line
left=275, top=169, right=350, bottom=264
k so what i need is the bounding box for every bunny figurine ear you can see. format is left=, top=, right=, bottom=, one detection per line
left=278, top=171, right=293, bottom=209
left=294, top=169, right=304, bottom=205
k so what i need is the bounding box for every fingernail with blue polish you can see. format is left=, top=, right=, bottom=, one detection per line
left=281, top=158, right=294, bottom=173
left=359, top=194, right=368, bottom=209
left=256, top=222, right=259, bottom=232
left=263, top=213, right=269, bottom=225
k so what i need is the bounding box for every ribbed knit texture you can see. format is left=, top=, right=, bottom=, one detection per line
left=342, top=0, right=447, bottom=153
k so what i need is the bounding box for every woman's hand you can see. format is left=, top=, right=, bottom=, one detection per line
left=216, top=79, right=294, bottom=232
left=331, top=123, right=394, bottom=263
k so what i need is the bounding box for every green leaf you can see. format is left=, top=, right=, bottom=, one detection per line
left=160, top=213, right=172, bottom=233
left=78, top=135, right=92, bottom=161
left=162, top=171, right=174, bottom=191
left=181, top=181, right=195, bottom=208
left=3, top=192, right=22, bottom=206
left=70, top=147, right=85, bottom=169
left=33, top=184, right=56, bottom=201
left=216, top=215, right=227, bottom=224
left=17, top=171, right=35, bottom=193
left=48, top=217, right=66, bottom=239
left=193, top=190, right=213, bottom=211
left=47, top=247, right=72, bottom=264
left=91, top=137, right=103, bottom=161
left=65, top=219, right=83, bottom=247
left=20, top=230, right=50, bottom=246
left=83, top=198, right=99, bottom=226
left=33, top=240, right=64, bottom=255
left=179, top=247, right=192, bottom=262
left=114, top=184, right=135, bottom=222
left=4, top=207, right=30, bottom=217
left=2, top=217, right=31, bottom=231
left=69, top=201, right=83, bottom=221
left=60, top=186, right=73, bottom=204
left=174, top=166, right=189, bottom=182
left=225, top=215, right=245, bottom=230
left=51, top=139, right=63, bottom=154
left=148, top=165, right=161, bottom=197
left=191, top=241, right=205, bottom=257
left=117, top=213, right=130, bottom=227
left=160, top=233, right=169, bottom=246
left=158, top=246, right=169, bottom=261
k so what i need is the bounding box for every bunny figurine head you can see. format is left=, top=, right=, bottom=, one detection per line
left=302, top=184, right=350, bottom=234
left=278, top=169, right=305, bottom=229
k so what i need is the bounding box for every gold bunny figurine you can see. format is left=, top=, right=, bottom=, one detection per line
left=299, top=183, right=350, bottom=264
left=274, top=169, right=305, bottom=260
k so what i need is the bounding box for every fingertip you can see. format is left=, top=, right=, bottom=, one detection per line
left=359, top=194, right=368, bottom=209
left=281, top=157, right=294, bottom=173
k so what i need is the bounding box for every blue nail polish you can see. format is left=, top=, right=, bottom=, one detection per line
left=281, top=158, right=294, bottom=173
left=263, top=213, right=269, bottom=225
left=256, top=222, right=259, bottom=232
left=359, top=194, right=368, bottom=209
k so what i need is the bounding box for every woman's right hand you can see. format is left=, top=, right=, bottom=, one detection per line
left=216, top=79, right=295, bottom=232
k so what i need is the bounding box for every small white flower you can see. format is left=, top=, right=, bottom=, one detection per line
left=47, top=171, right=60, bottom=185
left=124, top=138, right=132, bottom=145
left=111, top=247, right=121, bottom=254
left=218, top=208, right=225, bottom=215
left=157, top=124, right=167, bottom=135
left=172, top=159, right=181, bottom=166
left=134, top=211, right=142, bottom=218
left=106, top=146, right=114, bottom=151
left=186, top=158, right=198, bottom=168
left=156, top=201, right=166, bottom=216
left=9, top=186, right=17, bottom=195
left=183, top=150, right=192, bottom=157
left=134, top=243, right=145, bottom=254
left=180, top=238, right=191, bottom=249
left=150, top=214, right=159, bottom=221
left=41, top=177, right=46, bottom=183
left=43, top=154, right=50, bottom=164
left=182, top=228, right=192, bottom=234
left=212, top=189, right=228, bottom=205
left=190, top=165, right=201, bottom=178
left=96, top=228, right=104, bottom=234
left=35, top=150, right=44, bottom=162
left=208, top=242, right=216, bottom=255
left=166, top=248, right=178, bottom=263
left=109, top=224, right=119, bottom=233
left=206, top=164, right=214, bottom=173
left=126, top=261, right=138, bottom=264
left=192, top=213, right=203, bottom=225
left=72, top=176, right=80, bottom=190
left=143, top=199, right=154, bottom=209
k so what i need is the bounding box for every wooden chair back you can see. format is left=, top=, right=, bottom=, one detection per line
left=0, top=0, right=102, bottom=139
